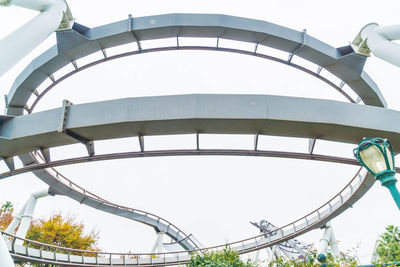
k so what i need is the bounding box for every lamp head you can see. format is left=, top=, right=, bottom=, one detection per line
left=353, top=137, right=395, bottom=177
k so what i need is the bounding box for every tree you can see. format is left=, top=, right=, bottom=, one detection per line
left=0, top=203, right=99, bottom=254
left=26, top=213, right=99, bottom=254
left=187, top=247, right=257, bottom=267
left=1, top=201, right=13, bottom=213
left=0, top=201, right=14, bottom=231
left=375, top=225, right=400, bottom=264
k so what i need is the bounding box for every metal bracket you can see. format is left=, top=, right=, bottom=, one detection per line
left=288, top=29, right=307, bottom=63
left=58, top=99, right=73, bottom=133
left=196, top=132, right=200, bottom=150
left=58, top=100, right=94, bottom=156
left=23, top=104, right=30, bottom=113
left=4, top=94, right=8, bottom=109
left=254, top=43, right=259, bottom=54
left=48, top=187, right=57, bottom=196
left=64, top=130, right=95, bottom=156
left=48, top=74, right=56, bottom=83
left=317, top=66, right=323, bottom=75
left=128, top=14, right=142, bottom=51
left=3, top=157, right=15, bottom=171
left=32, top=89, right=39, bottom=97
left=101, top=49, right=107, bottom=58
left=71, top=60, right=78, bottom=70
left=351, top=30, right=371, bottom=56
left=40, top=148, right=51, bottom=163
left=138, top=135, right=144, bottom=152
left=254, top=133, right=259, bottom=151
left=308, top=138, right=317, bottom=154
left=56, top=0, right=75, bottom=31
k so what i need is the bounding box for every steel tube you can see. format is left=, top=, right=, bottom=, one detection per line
left=360, top=23, right=400, bottom=68
left=3, top=0, right=57, bottom=10
left=0, top=0, right=66, bottom=76
left=0, top=234, right=14, bottom=267
left=15, top=189, right=49, bottom=245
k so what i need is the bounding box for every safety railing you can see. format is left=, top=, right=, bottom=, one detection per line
left=29, top=151, right=201, bottom=251
left=2, top=167, right=368, bottom=266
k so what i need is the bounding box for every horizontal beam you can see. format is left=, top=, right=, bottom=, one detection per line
left=0, top=94, right=399, bottom=158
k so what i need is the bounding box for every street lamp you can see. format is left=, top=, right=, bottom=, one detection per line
left=354, top=137, right=400, bottom=210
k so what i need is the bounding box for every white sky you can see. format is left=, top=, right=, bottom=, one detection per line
left=1, top=0, right=400, bottom=265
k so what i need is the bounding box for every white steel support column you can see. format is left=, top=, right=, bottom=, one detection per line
left=150, top=232, right=165, bottom=254
left=352, top=23, right=400, bottom=68
left=265, top=247, right=273, bottom=263
left=14, top=189, right=49, bottom=245
left=0, top=0, right=72, bottom=77
left=4, top=202, right=26, bottom=234
left=318, top=222, right=339, bottom=258
left=0, top=233, right=14, bottom=267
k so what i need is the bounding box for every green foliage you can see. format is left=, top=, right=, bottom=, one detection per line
left=1, top=201, right=13, bottom=213
left=187, top=247, right=258, bottom=267
left=268, top=250, right=358, bottom=266
left=0, top=201, right=13, bottom=230
left=375, top=225, right=400, bottom=264
left=26, top=213, right=99, bottom=253
left=186, top=246, right=361, bottom=267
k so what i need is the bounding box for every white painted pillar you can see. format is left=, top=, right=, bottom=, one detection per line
left=352, top=23, right=400, bottom=68
left=0, top=233, right=14, bottom=267
left=0, top=0, right=70, bottom=77
left=4, top=202, right=26, bottom=234
left=14, top=189, right=49, bottom=245
left=255, top=248, right=260, bottom=262
left=150, top=232, right=165, bottom=254
left=318, top=222, right=340, bottom=258
left=329, top=227, right=340, bottom=258
left=265, top=247, right=273, bottom=263
left=318, top=226, right=331, bottom=256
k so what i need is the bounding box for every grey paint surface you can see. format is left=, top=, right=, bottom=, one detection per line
left=0, top=94, right=399, bottom=158
left=5, top=13, right=386, bottom=116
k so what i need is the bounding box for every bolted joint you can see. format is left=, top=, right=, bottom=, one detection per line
left=351, top=23, right=379, bottom=56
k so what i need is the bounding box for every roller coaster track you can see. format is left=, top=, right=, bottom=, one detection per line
left=3, top=167, right=375, bottom=266
left=0, top=13, right=392, bottom=266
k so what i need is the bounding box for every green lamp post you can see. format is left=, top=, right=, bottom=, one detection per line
left=354, top=137, right=400, bottom=210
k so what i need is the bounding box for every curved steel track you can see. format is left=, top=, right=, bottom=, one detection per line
left=2, top=167, right=375, bottom=266
left=0, top=13, right=389, bottom=266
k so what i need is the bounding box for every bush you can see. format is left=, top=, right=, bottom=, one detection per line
left=375, top=225, right=400, bottom=264
left=187, top=247, right=257, bottom=267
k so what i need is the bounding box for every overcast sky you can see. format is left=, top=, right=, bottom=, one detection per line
left=1, top=0, right=400, bottom=265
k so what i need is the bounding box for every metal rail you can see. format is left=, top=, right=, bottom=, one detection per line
left=0, top=149, right=368, bottom=179
left=0, top=13, right=386, bottom=266
left=30, top=151, right=201, bottom=250
left=2, top=167, right=373, bottom=266
left=27, top=45, right=356, bottom=114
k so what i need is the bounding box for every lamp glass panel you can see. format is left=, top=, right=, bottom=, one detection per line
left=384, top=145, right=394, bottom=171
left=360, top=145, right=387, bottom=174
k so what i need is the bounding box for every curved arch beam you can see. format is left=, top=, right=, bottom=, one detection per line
left=0, top=94, right=400, bottom=158
left=5, top=13, right=386, bottom=116
left=26, top=45, right=357, bottom=113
